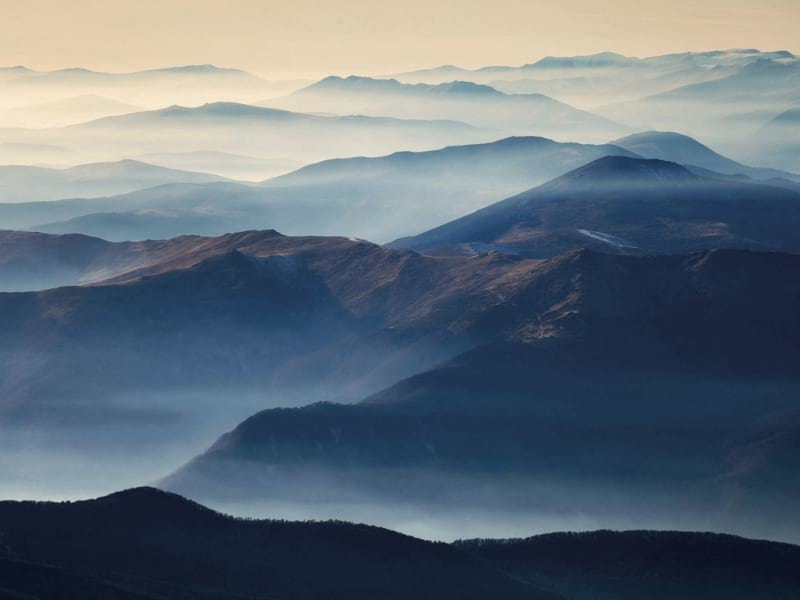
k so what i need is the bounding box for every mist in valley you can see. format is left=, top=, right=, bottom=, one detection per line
left=1, top=10, right=800, bottom=594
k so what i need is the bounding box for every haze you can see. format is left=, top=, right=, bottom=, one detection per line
left=2, top=0, right=798, bottom=78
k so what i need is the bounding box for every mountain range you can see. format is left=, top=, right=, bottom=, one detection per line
left=0, top=159, right=227, bottom=204
left=2, top=47, right=800, bottom=594
left=388, top=49, right=798, bottom=109
left=269, top=75, right=624, bottom=140
left=162, top=247, right=800, bottom=541
left=0, top=101, right=484, bottom=166
left=5, top=131, right=796, bottom=245
left=0, top=64, right=308, bottom=112
left=0, top=136, right=635, bottom=241
left=1, top=225, right=798, bottom=539
left=3, top=487, right=799, bottom=599
left=392, top=155, right=800, bottom=256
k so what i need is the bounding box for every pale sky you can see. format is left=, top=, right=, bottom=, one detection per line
left=2, top=0, right=798, bottom=78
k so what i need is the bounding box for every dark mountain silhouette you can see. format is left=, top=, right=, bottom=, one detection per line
left=0, top=557, right=158, bottom=599
left=0, top=487, right=554, bottom=600
left=163, top=248, right=800, bottom=540
left=2, top=487, right=799, bottom=599
left=457, top=531, right=800, bottom=599
left=392, top=156, right=800, bottom=256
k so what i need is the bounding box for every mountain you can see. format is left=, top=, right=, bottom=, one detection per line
left=597, top=59, right=800, bottom=155
left=0, top=94, right=141, bottom=128
left=251, top=137, right=637, bottom=240
left=19, top=139, right=800, bottom=249
left=2, top=487, right=799, bottom=599
left=133, top=150, right=303, bottom=181
left=0, top=101, right=483, bottom=165
left=0, top=65, right=36, bottom=82
left=392, top=156, right=800, bottom=256
left=5, top=229, right=800, bottom=534
left=4, top=64, right=266, bottom=88
left=0, top=159, right=228, bottom=203
left=0, top=229, right=302, bottom=291
left=612, top=131, right=799, bottom=181
left=163, top=248, right=800, bottom=541
left=755, top=108, right=800, bottom=171
left=0, top=228, right=548, bottom=439
left=0, top=64, right=310, bottom=123
left=458, top=531, right=800, bottom=599
left=7, top=136, right=637, bottom=242
left=0, top=232, right=366, bottom=413
left=0, top=487, right=552, bottom=600
left=0, top=229, right=493, bottom=496
left=392, top=50, right=795, bottom=84
left=389, top=50, right=796, bottom=109
left=647, top=59, right=800, bottom=104
left=0, top=230, right=121, bottom=291
left=270, top=76, right=624, bottom=141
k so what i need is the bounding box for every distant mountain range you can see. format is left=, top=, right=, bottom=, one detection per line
left=5, top=131, right=795, bottom=245
left=596, top=58, right=800, bottom=162
left=4, top=136, right=636, bottom=241
left=384, top=51, right=800, bottom=169
left=0, top=158, right=227, bottom=204
left=3, top=487, right=798, bottom=599
left=2, top=64, right=266, bottom=87
left=388, top=49, right=798, bottom=110
left=392, top=155, right=800, bottom=256
left=269, top=75, right=624, bottom=140
left=0, top=101, right=484, bottom=166
left=391, top=49, right=797, bottom=83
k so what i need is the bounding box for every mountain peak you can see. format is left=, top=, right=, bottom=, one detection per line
left=612, top=130, right=725, bottom=160
left=528, top=52, right=635, bottom=69
left=549, top=156, right=698, bottom=189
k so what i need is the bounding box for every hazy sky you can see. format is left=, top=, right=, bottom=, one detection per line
left=2, top=0, right=798, bottom=78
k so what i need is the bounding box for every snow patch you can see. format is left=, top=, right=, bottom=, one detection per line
left=577, top=229, right=638, bottom=248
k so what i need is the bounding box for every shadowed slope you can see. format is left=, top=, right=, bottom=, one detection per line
left=0, top=487, right=554, bottom=600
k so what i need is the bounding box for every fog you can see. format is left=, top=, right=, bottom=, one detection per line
left=1, top=48, right=799, bottom=553
left=0, top=385, right=325, bottom=502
